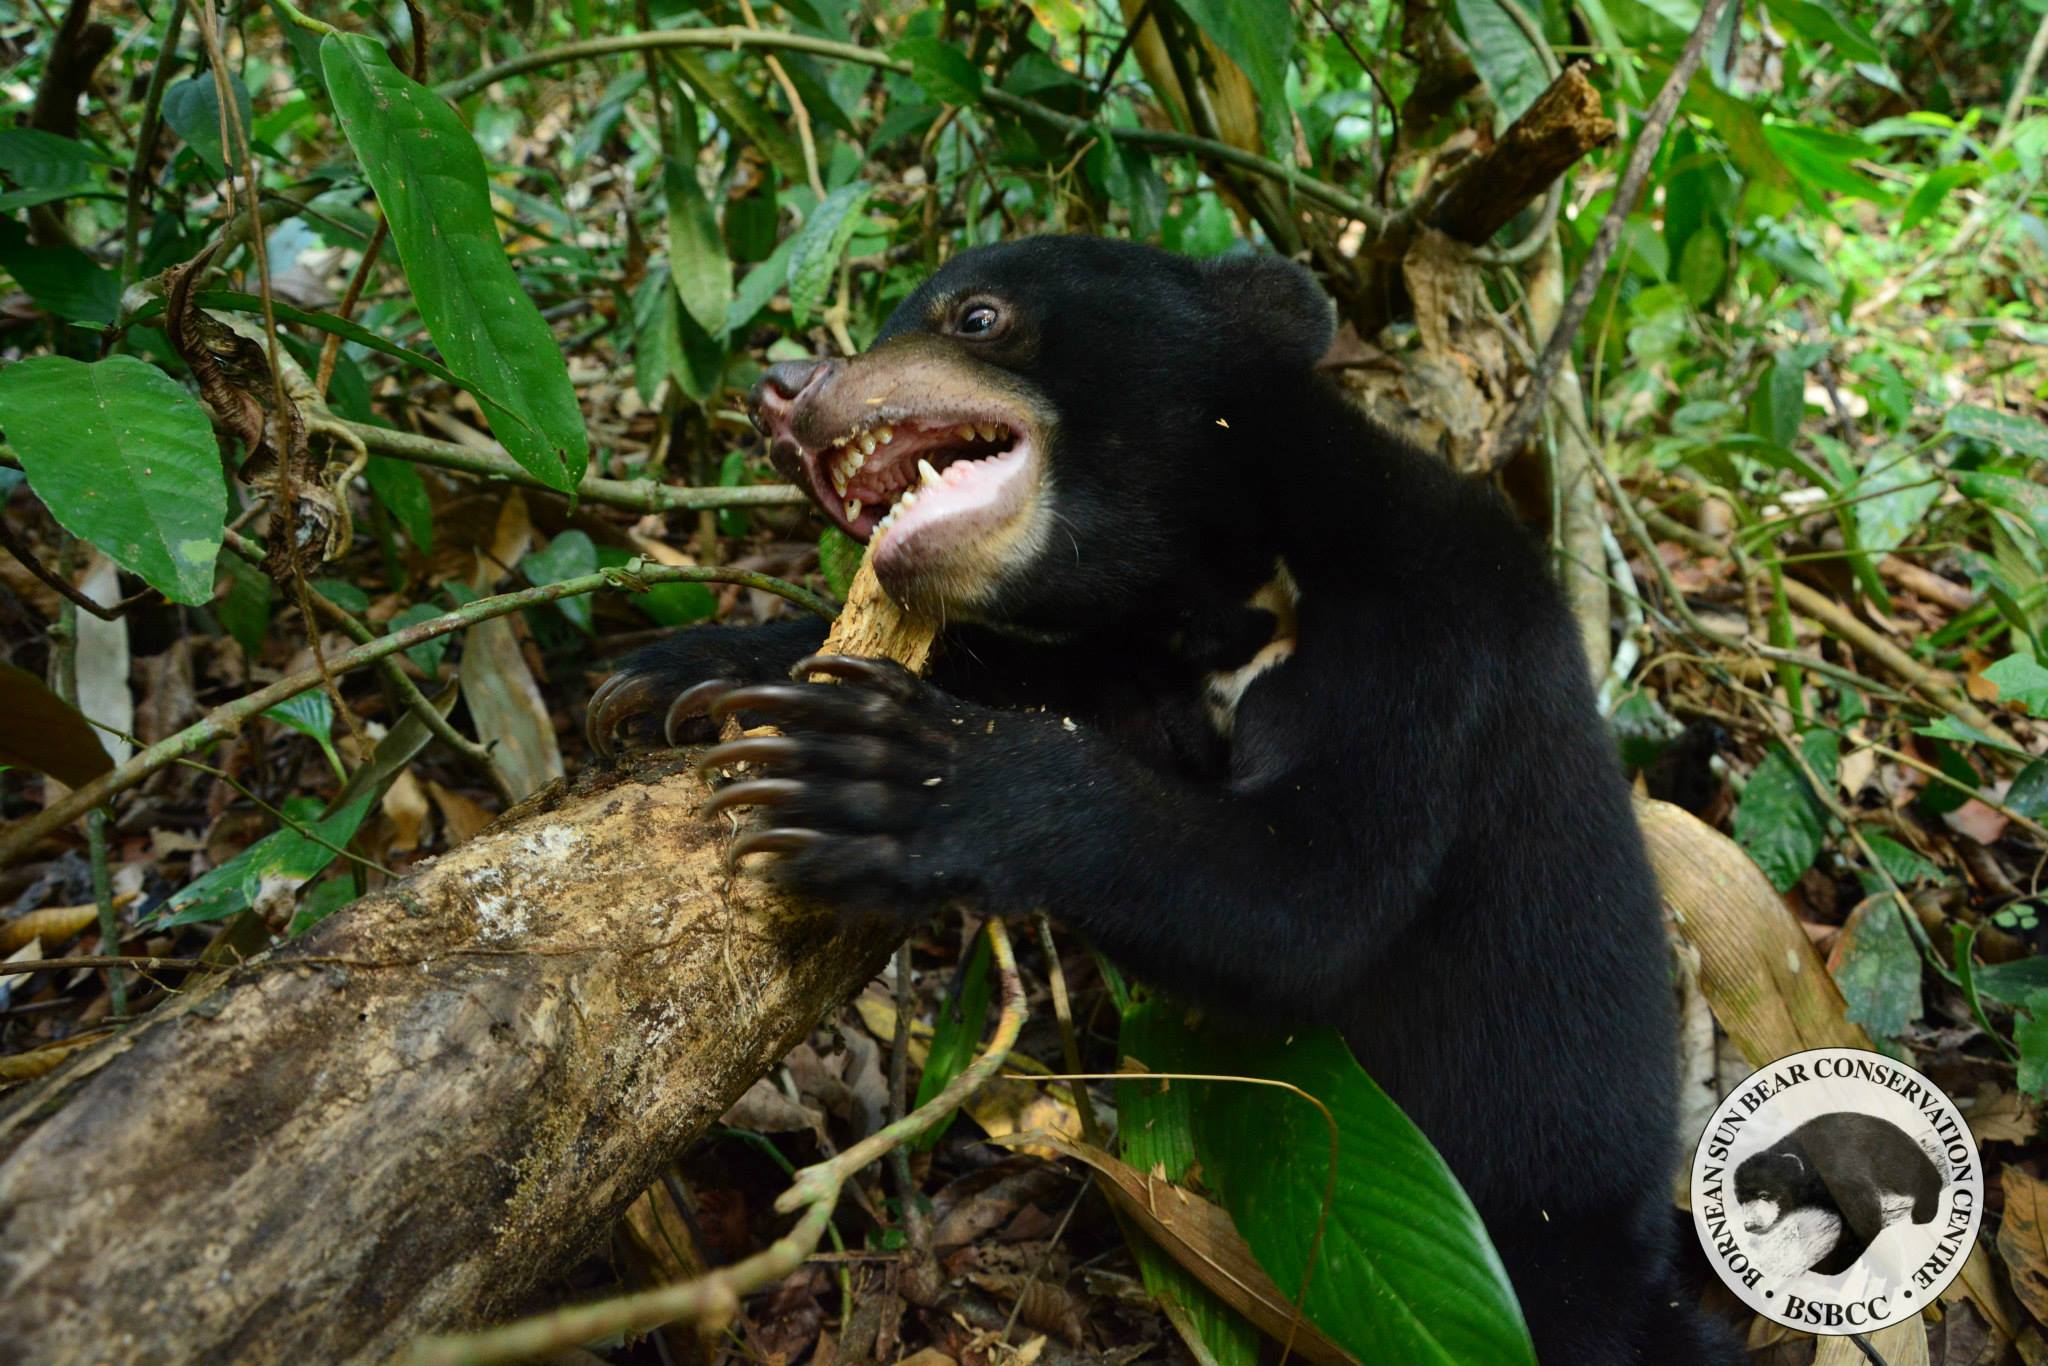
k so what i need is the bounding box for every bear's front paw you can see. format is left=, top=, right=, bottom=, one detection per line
left=696, top=653, right=969, bottom=916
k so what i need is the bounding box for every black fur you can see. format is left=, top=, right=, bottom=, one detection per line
left=1734, top=1112, right=1942, bottom=1276
left=608, top=238, right=1742, bottom=1365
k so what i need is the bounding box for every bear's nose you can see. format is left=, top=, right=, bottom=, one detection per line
left=747, top=358, right=837, bottom=440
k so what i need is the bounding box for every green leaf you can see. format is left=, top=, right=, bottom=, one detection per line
left=1762, top=0, right=1884, bottom=63
left=388, top=602, right=450, bottom=676
left=910, top=928, right=992, bottom=1152
left=321, top=34, right=588, bottom=494
left=1982, top=652, right=2048, bottom=714
left=1760, top=123, right=1890, bottom=209
left=288, top=875, right=357, bottom=938
left=0, top=236, right=121, bottom=323
left=0, top=128, right=111, bottom=188
left=1976, top=956, right=2048, bottom=1006
left=1732, top=731, right=1837, bottom=891
left=158, top=696, right=445, bottom=928
left=264, top=690, right=345, bottom=779
left=1902, top=161, right=1985, bottom=231
left=523, top=530, right=599, bottom=633
left=1830, top=896, right=1922, bottom=1043
left=0, top=355, right=224, bottom=604
left=1118, top=997, right=1261, bottom=1366
left=889, top=37, right=984, bottom=106
left=1748, top=351, right=1810, bottom=451
left=1861, top=830, right=1943, bottom=888
left=1132, top=1013, right=1534, bottom=1366
left=1449, top=0, right=1551, bottom=124
left=724, top=230, right=802, bottom=335
left=312, top=578, right=372, bottom=615
left=1945, top=404, right=2048, bottom=461
left=2017, top=991, right=2048, bottom=1099
left=1958, top=471, right=2048, bottom=551
left=160, top=73, right=255, bottom=178
left=366, top=456, right=434, bottom=552
left=217, top=555, right=273, bottom=661
left=1852, top=453, right=1940, bottom=555
left=1176, top=0, right=1296, bottom=156
left=592, top=546, right=716, bottom=627
left=2008, top=759, right=2048, bottom=822
left=664, top=90, right=733, bottom=334
left=1099, top=139, right=1167, bottom=240
left=0, top=660, right=113, bottom=786
left=785, top=182, right=870, bottom=327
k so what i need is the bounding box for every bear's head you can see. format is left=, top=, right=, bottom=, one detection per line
left=1734, top=1146, right=1817, bottom=1234
left=747, top=236, right=1335, bottom=631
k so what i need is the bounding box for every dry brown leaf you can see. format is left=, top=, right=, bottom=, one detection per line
left=427, top=780, right=495, bottom=846
left=2000, top=1167, right=2048, bottom=1329
left=1967, top=1085, right=2041, bottom=1146
left=474, top=489, right=534, bottom=592
left=622, top=1180, right=706, bottom=1284
left=381, top=769, right=431, bottom=853
left=459, top=615, right=563, bottom=800
left=0, top=896, right=131, bottom=953
left=0, top=1032, right=111, bottom=1083
left=996, top=1134, right=1356, bottom=1366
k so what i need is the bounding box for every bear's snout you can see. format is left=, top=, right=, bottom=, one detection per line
left=1740, top=1198, right=1780, bottom=1233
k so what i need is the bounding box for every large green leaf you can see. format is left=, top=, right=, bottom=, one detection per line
left=1959, top=471, right=2048, bottom=551
left=1448, top=0, right=1551, bottom=124
left=522, top=529, right=599, bottom=633
left=1125, top=1005, right=1535, bottom=1366
left=321, top=34, right=587, bottom=493
left=1945, top=404, right=2048, bottom=461
left=786, top=182, right=870, bottom=327
left=1118, top=999, right=1266, bottom=1366
left=161, top=73, right=255, bottom=178
left=0, top=355, right=224, bottom=604
left=664, top=89, right=732, bottom=335
left=890, top=37, right=984, bottom=106
left=1830, top=895, right=1922, bottom=1043
left=0, top=128, right=111, bottom=189
left=1732, top=730, right=1838, bottom=891
left=1983, top=652, right=2048, bottom=714
left=1176, top=0, right=1295, bottom=156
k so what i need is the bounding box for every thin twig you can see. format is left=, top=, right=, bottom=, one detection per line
left=0, top=518, right=155, bottom=621
left=0, top=562, right=835, bottom=868
left=406, top=920, right=1025, bottom=1366
left=1490, top=0, right=1737, bottom=466
left=119, top=0, right=189, bottom=287
left=222, top=530, right=513, bottom=801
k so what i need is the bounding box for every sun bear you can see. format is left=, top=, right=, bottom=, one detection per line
left=588, top=237, right=1742, bottom=1365
left=1735, top=1112, right=1944, bottom=1277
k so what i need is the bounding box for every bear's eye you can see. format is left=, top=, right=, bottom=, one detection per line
left=957, top=302, right=1002, bottom=337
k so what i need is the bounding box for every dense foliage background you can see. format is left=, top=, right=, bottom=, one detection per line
left=2, top=0, right=2047, bottom=1361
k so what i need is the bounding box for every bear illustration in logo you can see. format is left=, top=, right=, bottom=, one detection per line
left=1734, top=1112, right=1944, bottom=1277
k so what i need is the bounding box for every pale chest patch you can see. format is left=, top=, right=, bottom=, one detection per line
left=1204, top=559, right=1300, bottom=738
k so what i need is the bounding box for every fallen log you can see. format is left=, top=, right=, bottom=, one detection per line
left=0, top=564, right=932, bottom=1366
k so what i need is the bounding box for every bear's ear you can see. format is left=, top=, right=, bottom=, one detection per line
left=1198, top=252, right=1335, bottom=372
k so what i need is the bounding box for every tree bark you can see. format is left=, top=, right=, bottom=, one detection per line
left=0, top=565, right=933, bottom=1366
left=1429, top=63, right=1613, bottom=248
